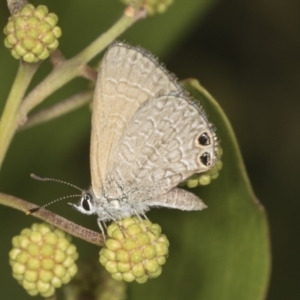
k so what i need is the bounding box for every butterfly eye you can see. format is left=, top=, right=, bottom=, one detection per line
left=200, top=152, right=211, bottom=167
left=198, top=132, right=211, bottom=146
left=82, top=196, right=91, bottom=211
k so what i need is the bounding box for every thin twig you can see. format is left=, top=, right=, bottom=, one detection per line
left=49, top=49, right=66, bottom=67
left=0, top=192, right=104, bottom=246
left=80, top=65, right=98, bottom=82
left=19, top=89, right=93, bottom=130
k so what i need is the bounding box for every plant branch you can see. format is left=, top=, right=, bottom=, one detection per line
left=19, top=89, right=93, bottom=130
left=49, top=49, right=66, bottom=67
left=0, top=61, right=39, bottom=170
left=0, top=192, right=104, bottom=246
left=19, top=5, right=145, bottom=123
left=80, top=65, right=98, bottom=82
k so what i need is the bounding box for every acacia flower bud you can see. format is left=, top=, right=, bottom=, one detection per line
left=3, top=4, right=62, bottom=63
left=9, top=223, right=78, bottom=297
left=99, top=217, right=169, bottom=283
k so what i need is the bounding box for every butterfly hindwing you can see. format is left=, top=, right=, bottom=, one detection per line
left=107, top=95, right=217, bottom=197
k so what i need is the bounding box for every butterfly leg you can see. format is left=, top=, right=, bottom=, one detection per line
left=132, top=210, right=145, bottom=222
left=141, top=213, right=149, bottom=220
left=114, top=221, right=127, bottom=239
left=97, top=218, right=107, bottom=242
left=132, top=210, right=156, bottom=236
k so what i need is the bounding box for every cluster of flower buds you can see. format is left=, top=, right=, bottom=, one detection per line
left=3, top=4, right=62, bottom=63
left=99, top=217, right=170, bottom=283
left=9, top=223, right=78, bottom=297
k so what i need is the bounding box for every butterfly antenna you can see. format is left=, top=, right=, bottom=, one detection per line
left=26, top=194, right=82, bottom=215
left=30, top=173, right=84, bottom=192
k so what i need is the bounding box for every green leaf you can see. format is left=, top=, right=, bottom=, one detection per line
left=129, top=79, right=271, bottom=300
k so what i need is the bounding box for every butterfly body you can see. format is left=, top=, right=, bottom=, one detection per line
left=77, top=188, right=151, bottom=223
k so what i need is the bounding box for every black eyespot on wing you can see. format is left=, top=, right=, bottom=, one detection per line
left=200, top=152, right=211, bottom=166
left=82, top=198, right=90, bottom=211
left=198, top=132, right=211, bottom=146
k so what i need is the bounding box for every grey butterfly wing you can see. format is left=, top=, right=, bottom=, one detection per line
left=107, top=95, right=217, bottom=198
left=150, top=187, right=208, bottom=211
left=90, top=43, right=182, bottom=197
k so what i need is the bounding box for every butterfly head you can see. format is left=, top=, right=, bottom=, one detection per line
left=71, top=191, right=98, bottom=215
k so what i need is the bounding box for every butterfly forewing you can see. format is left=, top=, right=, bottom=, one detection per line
left=90, top=43, right=182, bottom=197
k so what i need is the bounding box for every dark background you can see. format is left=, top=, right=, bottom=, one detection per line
left=167, top=2, right=300, bottom=299
left=0, top=0, right=299, bottom=299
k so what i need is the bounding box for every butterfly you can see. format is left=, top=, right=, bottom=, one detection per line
left=70, top=42, right=218, bottom=234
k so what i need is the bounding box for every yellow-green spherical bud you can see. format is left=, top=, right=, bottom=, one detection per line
left=34, top=5, right=49, bottom=19
left=99, top=217, right=169, bottom=283
left=130, top=249, right=143, bottom=263
left=105, top=261, right=118, bottom=273
left=9, top=223, right=78, bottom=297
left=123, top=237, right=136, bottom=250
left=116, top=249, right=130, bottom=263
left=132, top=262, right=145, bottom=277
left=122, top=271, right=135, bottom=282
left=103, top=248, right=116, bottom=261
left=51, top=276, right=62, bottom=288
left=136, top=274, right=148, bottom=283
left=27, top=257, right=40, bottom=270
left=106, top=239, right=122, bottom=251
left=3, top=3, right=62, bottom=63
left=9, top=248, right=21, bottom=261
left=53, top=249, right=66, bottom=263
left=121, top=0, right=173, bottom=16
left=16, top=251, right=29, bottom=265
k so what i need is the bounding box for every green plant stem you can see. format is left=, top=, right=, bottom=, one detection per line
left=0, top=192, right=104, bottom=246
left=19, top=7, right=145, bottom=122
left=19, top=89, right=93, bottom=131
left=0, top=61, right=38, bottom=170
